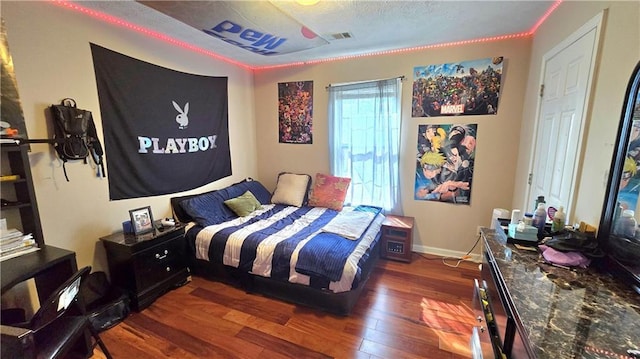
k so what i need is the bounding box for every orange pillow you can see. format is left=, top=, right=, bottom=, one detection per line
left=308, top=173, right=351, bottom=211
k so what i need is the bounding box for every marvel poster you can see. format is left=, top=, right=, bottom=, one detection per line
left=278, top=81, right=313, bottom=144
left=412, top=57, right=503, bottom=117
left=415, top=124, right=478, bottom=204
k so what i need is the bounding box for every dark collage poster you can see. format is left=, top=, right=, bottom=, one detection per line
left=278, top=81, right=313, bottom=144
left=1, top=19, right=28, bottom=141
left=414, top=124, right=477, bottom=204
left=412, top=57, right=503, bottom=117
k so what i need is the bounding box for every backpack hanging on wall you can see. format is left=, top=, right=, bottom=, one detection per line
left=50, top=98, right=105, bottom=181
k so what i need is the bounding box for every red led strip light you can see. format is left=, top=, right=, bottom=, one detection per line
left=51, top=0, right=562, bottom=71
left=50, top=0, right=253, bottom=71
left=257, top=33, right=531, bottom=71
left=530, top=0, right=563, bottom=34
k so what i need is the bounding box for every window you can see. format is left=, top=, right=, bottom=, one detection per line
left=328, top=77, right=402, bottom=212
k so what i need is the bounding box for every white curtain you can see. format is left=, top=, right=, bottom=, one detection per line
left=328, top=77, right=402, bottom=213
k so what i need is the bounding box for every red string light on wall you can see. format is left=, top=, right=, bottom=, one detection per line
left=50, top=0, right=563, bottom=72
left=256, top=33, right=532, bottom=71
left=529, top=0, right=563, bottom=34
left=50, top=0, right=253, bottom=71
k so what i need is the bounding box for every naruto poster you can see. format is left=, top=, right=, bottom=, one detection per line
left=91, top=44, right=231, bottom=200
left=415, top=123, right=477, bottom=204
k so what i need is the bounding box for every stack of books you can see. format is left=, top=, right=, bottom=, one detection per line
left=1, top=228, right=39, bottom=261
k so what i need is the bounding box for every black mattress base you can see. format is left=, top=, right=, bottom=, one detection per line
left=188, top=239, right=380, bottom=316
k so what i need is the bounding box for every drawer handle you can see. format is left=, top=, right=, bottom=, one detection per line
left=166, top=266, right=171, bottom=272
left=477, top=316, right=483, bottom=323
left=155, top=253, right=167, bottom=260
left=479, top=326, right=485, bottom=333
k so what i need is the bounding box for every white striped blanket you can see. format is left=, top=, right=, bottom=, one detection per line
left=188, top=204, right=384, bottom=293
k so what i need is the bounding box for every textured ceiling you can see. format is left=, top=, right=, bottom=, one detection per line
left=73, top=1, right=557, bottom=69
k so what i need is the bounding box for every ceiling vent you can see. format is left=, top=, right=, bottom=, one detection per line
left=328, top=32, right=353, bottom=40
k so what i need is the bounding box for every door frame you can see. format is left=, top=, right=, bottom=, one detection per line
left=526, top=11, right=606, bottom=221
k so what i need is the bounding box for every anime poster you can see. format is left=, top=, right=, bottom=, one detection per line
left=414, top=123, right=478, bottom=204
left=412, top=57, right=504, bottom=117
left=1, top=19, right=28, bottom=141
left=278, top=81, right=313, bottom=144
left=618, top=90, right=640, bottom=214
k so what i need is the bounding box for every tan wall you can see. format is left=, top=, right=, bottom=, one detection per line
left=513, top=1, right=640, bottom=228
left=3, top=2, right=257, bottom=272
left=254, top=39, right=532, bottom=257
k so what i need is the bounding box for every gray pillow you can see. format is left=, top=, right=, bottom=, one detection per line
left=271, top=172, right=311, bottom=207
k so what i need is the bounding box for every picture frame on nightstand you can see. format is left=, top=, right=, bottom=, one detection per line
left=129, top=206, right=154, bottom=235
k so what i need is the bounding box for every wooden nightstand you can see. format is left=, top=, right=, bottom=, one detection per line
left=100, top=224, right=190, bottom=311
left=380, top=215, right=415, bottom=263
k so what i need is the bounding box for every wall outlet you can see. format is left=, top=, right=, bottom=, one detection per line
left=476, top=225, right=482, bottom=235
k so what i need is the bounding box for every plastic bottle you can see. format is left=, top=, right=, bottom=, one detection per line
left=532, top=203, right=547, bottom=238
left=552, top=206, right=566, bottom=232
left=616, top=209, right=637, bottom=238
left=534, top=196, right=546, bottom=211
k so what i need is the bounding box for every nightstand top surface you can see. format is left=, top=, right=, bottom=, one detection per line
left=100, top=222, right=184, bottom=247
left=382, top=215, right=414, bottom=229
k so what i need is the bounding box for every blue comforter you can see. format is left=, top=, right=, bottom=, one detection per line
left=186, top=204, right=383, bottom=292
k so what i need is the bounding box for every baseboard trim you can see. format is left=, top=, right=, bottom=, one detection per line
left=412, top=244, right=481, bottom=263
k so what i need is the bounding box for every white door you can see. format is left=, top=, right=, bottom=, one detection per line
left=528, top=13, right=603, bottom=220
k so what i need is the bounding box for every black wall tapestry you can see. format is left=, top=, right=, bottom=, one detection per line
left=91, top=44, right=231, bottom=200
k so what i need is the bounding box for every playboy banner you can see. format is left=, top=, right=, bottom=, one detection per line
left=91, top=44, right=231, bottom=200
left=139, top=1, right=328, bottom=56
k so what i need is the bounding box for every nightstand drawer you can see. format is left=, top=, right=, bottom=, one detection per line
left=133, top=238, right=186, bottom=291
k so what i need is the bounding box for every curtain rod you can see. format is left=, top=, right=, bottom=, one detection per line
left=326, top=75, right=405, bottom=90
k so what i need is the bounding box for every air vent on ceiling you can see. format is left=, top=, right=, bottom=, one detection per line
left=328, top=32, right=353, bottom=40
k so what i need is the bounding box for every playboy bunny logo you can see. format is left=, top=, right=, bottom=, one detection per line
left=172, top=101, right=189, bottom=129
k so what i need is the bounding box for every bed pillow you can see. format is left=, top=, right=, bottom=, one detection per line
left=224, top=191, right=262, bottom=217
left=179, top=179, right=272, bottom=226
left=223, top=179, right=273, bottom=205
left=308, top=173, right=351, bottom=211
left=270, top=172, right=311, bottom=207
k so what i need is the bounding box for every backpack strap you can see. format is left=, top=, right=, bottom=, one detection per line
left=62, top=161, right=70, bottom=182
left=86, top=116, right=106, bottom=178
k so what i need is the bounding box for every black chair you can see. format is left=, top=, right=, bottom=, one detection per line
left=4, top=266, right=113, bottom=359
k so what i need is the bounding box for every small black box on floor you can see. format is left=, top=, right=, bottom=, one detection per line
left=81, top=271, right=130, bottom=332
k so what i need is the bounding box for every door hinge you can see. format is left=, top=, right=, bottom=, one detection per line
left=528, top=173, right=533, bottom=185
left=539, top=84, right=544, bottom=98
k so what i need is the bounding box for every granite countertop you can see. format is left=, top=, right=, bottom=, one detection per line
left=482, top=229, right=640, bottom=359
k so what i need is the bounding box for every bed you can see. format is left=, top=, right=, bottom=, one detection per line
left=170, top=177, right=384, bottom=315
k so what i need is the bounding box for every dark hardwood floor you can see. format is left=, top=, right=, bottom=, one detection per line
left=93, top=253, right=480, bottom=359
